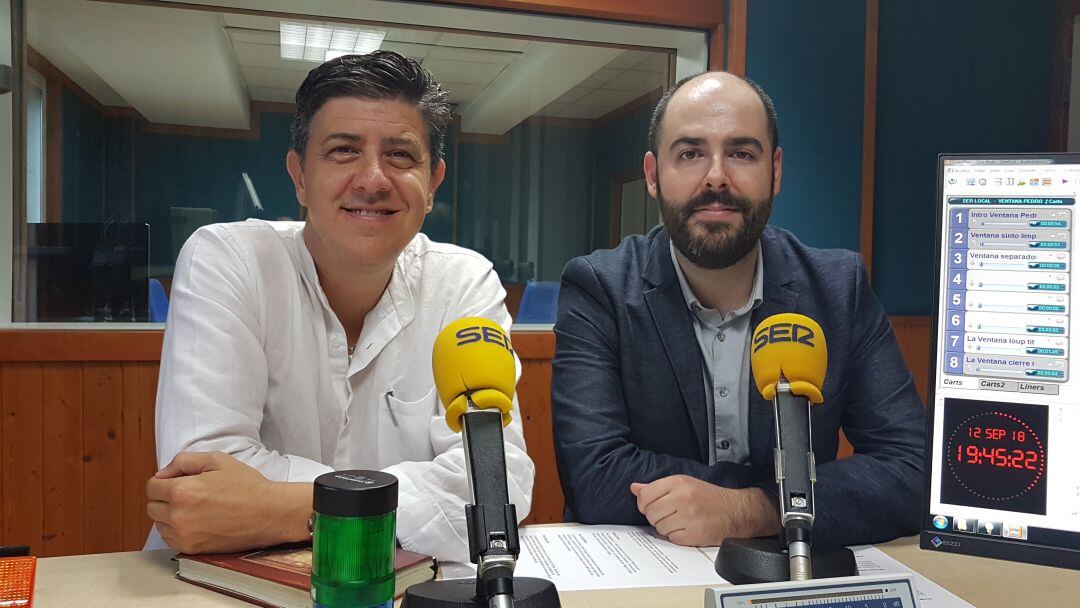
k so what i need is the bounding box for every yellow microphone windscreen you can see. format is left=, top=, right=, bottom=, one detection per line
left=750, top=313, right=827, bottom=403
left=432, top=317, right=516, bottom=432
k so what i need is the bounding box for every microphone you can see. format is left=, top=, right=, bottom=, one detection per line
left=749, top=313, right=827, bottom=581
left=434, top=317, right=519, bottom=608
left=404, top=318, right=560, bottom=608
left=714, top=313, right=855, bottom=585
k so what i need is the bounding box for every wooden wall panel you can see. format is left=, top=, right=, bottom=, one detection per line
left=515, top=332, right=562, bottom=525
left=837, top=316, right=931, bottom=460
left=42, top=365, right=84, bottom=556
left=0, top=331, right=163, bottom=362
left=0, top=320, right=932, bottom=556
left=82, top=364, right=125, bottom=554
left=1, top=365, right=44, bottom=555
left=860, top=0, right=879, bottom=276
left=518, top=358, right=562, bottom=525
left=891, top=316, right=932, bottom=403
left=121, top=363, right=158, bottom=550
left=725, top=0, right=748, bottom=75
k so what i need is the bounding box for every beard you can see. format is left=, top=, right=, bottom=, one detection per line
left=659, top=185, right=772, bottom=270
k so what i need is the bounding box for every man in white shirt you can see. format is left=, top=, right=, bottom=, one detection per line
left=145, top=51, right=534, bottom=562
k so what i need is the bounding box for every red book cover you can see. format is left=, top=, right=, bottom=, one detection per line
left=177, top=545, right=436, bottom=607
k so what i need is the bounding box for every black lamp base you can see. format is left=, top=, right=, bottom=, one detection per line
left=402, top=577, right=561, bottom=608
left=715, top=537, right=857, bottom=585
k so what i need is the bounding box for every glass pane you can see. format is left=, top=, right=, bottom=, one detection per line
left=16, top=0, right=674, bottom=324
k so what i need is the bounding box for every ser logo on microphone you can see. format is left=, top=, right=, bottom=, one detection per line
left=455, top=325, right=514, bottom=353
left=753, top=322, right=816, bottom=354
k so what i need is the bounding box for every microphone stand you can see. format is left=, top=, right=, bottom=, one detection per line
left=715, top=379, right=856, bottom=584
left=403, top=396, right=561, bottom=608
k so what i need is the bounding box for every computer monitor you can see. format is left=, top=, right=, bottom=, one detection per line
left=924, top=152, right=1080, bottom=569
left=24, top=222, right=150, bottom=322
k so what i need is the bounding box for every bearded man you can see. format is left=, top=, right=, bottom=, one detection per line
left=550, top=72, right=925, bottom=548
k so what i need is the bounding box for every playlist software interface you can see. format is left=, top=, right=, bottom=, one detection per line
left=930, top=155, right=1080, bottom=551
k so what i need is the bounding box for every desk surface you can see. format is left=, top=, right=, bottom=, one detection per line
left=31, top=536, right=1080, bottom=607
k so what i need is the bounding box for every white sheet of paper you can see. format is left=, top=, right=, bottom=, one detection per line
left=441, top=525, right=974, bottom=606
left=440, top=524, right=728, bottom=591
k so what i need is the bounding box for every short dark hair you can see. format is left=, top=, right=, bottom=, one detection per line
left=647, top=72, right=779, bottom=156
left=291, top=51, right=451, bottom=173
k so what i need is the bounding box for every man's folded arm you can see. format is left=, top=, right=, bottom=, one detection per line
left=810, top=258, right=926, bottom=547
left=552, top=257, right=753, bottom=525
left=156, top=227, right=328, bottom=481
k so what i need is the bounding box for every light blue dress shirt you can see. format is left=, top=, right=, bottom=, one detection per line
left=669, top=241, right=764, bottom=465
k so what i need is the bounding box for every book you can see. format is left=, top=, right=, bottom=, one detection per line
left=176, top=544, right=436, bottom=608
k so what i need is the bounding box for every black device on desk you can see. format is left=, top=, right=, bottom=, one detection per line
left=715, top=314, right=857, bottom=584
left=924, top=153, right=1080, bottom=570
left=403, top=318, right=560, bottom=608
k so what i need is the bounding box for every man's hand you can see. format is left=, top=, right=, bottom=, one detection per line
left=146, top=452, right=312, bottom=554
left=630, top=475, right=780, bottom=546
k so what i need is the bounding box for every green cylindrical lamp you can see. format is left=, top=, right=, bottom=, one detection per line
left=311, top=470, right=398, bottom=608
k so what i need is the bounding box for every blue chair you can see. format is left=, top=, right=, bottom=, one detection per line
left=515, top=281, right=560, bottom=324
left=149, top=278, right=169, bottom=323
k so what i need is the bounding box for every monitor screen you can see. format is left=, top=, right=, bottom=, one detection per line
left=25, top=222, right=150, bottom=322
left=925, top=153, right=1080, bottom=569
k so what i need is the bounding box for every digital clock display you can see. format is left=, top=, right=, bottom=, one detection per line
left=940, top=398, right=1049, bottom=515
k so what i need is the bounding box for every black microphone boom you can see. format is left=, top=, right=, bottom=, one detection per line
left=774, top=380, right=816, bottom=580
left=462, top=407, right=520, bottom=603
left=715, top=314, right=856, bottom=584
left=403, top=319, right=560, bottom=608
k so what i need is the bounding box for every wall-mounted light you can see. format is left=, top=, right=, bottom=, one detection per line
left=280, top=21, right=386, bottom=63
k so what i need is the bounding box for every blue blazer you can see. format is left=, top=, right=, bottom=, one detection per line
left=551, top=225, right=926, bottom=547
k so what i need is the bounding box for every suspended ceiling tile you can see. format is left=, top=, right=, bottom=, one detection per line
left=577, top=67, right=621, bottom=89
left=635, top=53, right=671, bottom=74
left=27, top=7, right=127, bottom=106
left=381, top=41, right=432, bottom=60
left=606, top=50, right=649, bottom=70
left=602, top=69, right=667, bottom=93
left=232, top=41, right=313, bottom=73
left=43, top=0, right=250, bottom=129
left=536, top=101, right=568, bottom=117
left=242, top=66, right=309, bottom=90
left=385, top=29, right=442, bottom=44
left=248, top=85, right=298, bottom=104
left=421, top=58, right=507, bottom=84
left=433, top=46, right=520, bottom=64
left=226, top=27, right=279, bottom=46
left=459, top=42, right=620, bottom=134
left=438, top=32, right=529, bottom=52
left=576, top=87, right=639, bottom=108
left=552, top=86, right=595, bottom=105
left=442, top=82, right=486, bottom=104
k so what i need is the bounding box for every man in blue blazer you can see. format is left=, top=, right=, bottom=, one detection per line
left=551, top=72, right=925, bottom=549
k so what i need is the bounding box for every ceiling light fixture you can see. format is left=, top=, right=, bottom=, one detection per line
left=280, top=21, right=386, bottom=63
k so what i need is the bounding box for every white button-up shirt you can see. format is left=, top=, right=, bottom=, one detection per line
left=153, top=220, right=534, bottom=562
